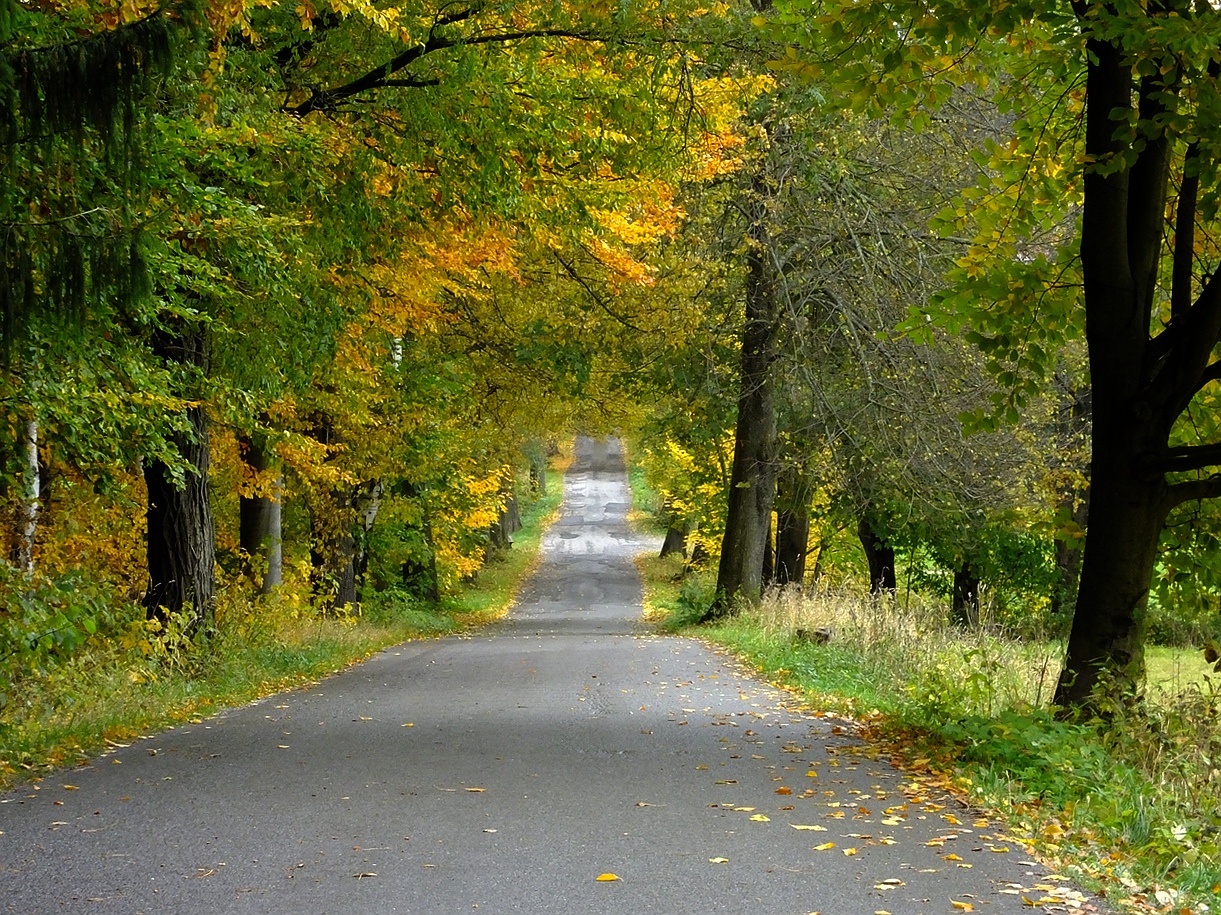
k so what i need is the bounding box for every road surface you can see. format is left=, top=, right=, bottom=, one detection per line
left=0, top=437, right=1102, bottom=914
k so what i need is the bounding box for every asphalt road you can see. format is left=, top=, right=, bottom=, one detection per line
left=0, top=437, right=1104, bottom=914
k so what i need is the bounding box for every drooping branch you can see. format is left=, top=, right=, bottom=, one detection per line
left=0, top=4, right=195, bottom=149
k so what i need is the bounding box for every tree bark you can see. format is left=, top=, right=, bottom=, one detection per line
left=143, top=327, right=215, bottom=635
left=239, top=434, right=283, bottom=593
left=706, top=163, right=780, bottom=619
left=1054, top=33, right=1178, bottom=710
left=659, top=524, right=689, bottom=559
left=857, top=515, right=896, bottom=594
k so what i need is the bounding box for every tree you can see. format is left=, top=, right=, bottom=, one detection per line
left=769, top=0, right=1221, bottom=710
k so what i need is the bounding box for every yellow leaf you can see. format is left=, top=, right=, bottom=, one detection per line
left=942, top=814, right=961, bottom=825
left=943, top=854, right=963, bottom=861
left=776, top=787, right=793, bottom=795
left=806, top=770, right=818, bottom=777
left=790, top=824, right=828, bottom=831
left=709, top=857, right=729, bottom=864
left=596, top=873, right=620, bottom=882
left=843, top=848, right=859, bottom=856
left=750, top=814, right=770, bottom=822
left=465, top=787, right=486, bottom=793
left=814, top=842, right=836, bottom=851
left=951, top=901, right=974, bottom=911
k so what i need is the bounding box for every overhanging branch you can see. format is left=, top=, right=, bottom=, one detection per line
left=1150, top=440, right=1221, bottom=475
left=1167, top=474, right=1221, bottom=508
left=286, top=21, right=604, bottom=116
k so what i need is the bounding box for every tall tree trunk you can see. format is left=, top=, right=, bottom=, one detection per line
left=706, top=162, right=780, bottom=619
left=239, top=434, right=283, bottom=593
left=1054, top=35, right=1177, bottom=711
left=143, top=327, right=215, bottom=635
left=857, top=515, right=896, bottom=594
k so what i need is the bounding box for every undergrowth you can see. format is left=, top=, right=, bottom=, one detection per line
left=638, top=556, right=1221, bottom=915
left=0, top=465, right=566, bottom=792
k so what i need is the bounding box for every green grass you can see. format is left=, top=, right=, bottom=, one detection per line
left=0, top=465, right=567, bottom=792
left=635, top=558, right=1221, bottom=914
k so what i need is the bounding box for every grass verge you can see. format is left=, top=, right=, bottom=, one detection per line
left=0, top=461, right=568, bottom=792
left=637, top=555, right=1221, bottom=915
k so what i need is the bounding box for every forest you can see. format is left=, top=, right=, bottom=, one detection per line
left=3, top=0, right=1221, bottom=902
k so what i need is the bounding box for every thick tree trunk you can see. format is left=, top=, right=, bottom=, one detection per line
left=1054, top=34, right=1179, bottom=711
left=239, top=435, right=283, bottom=593
left=1054, top=440, right=1168, bottom=708
left=660, top=525, right=689, bottom=559
left=857, top=516, right=896, bottom=594
left=706, top=169, right=779, bottom=619
left=488, top=487, right=520, bottom=552
left=952, top=562, right=980, bottom=628
left=143, top=328, right=215, bottom=635
left=144, top=403, right=216, bottom=632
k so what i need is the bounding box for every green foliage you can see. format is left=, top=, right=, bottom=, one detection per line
left=0, top=568, right=112, bottom=696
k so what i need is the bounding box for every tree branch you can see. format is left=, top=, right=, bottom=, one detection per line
left=286, top=21, right=604, bottom=116
left=1167, top=474, right=1221, bottom=509
left=1149, top=441, right=1221, bottom=475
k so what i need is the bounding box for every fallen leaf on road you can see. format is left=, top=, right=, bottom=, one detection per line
left=465, top=788, right=486, bottom=793
left=401, top=723, right=414, bottom=727
left=814, top=842, right=836, bottom=851
left=709, top=857, right=729, bottom=864
left=843, top=848, right=858, bottom=856
left=749, top=814, right=770, bottom=822
left=943, top=854, right=963, bottom=861
left=950, top=901, right=974, bottom=911
left=596, top=873, right=620, bottom=882
left=776, top=787, right=792, bottom=795
left=277, top=745, right=290, bottom=749
left=789, top=824, right=828, bottom=831
left=353, top=872, right=377, bottom=879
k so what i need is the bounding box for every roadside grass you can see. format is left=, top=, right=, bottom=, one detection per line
left=0, top=461, right=567, bottom=792
left=636, top=555, right=1221, bottom=914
